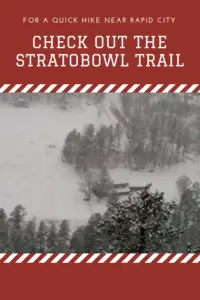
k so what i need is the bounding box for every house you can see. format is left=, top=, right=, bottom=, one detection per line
left=112, top=182, right=145, bottom=201
left=130, top=186, right=145, bottom=192
left=113, top=182, right=129, bottom=189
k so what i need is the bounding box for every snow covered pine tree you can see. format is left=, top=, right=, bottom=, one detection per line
left=94, top=185, right=181, bottom=252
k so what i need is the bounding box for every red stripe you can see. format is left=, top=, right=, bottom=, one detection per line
left=0, top=84, right=200, bottom=93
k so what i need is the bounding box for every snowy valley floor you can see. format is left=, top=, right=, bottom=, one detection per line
left=1, top=102, right=200, bottom=227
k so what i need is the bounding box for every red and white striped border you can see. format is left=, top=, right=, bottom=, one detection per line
left=0, top=84, right=200, bottom=93
left=0, top=253, right=200, bottom=263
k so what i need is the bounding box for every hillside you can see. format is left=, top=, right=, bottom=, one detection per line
left=1, top=94, right=200, bottom=226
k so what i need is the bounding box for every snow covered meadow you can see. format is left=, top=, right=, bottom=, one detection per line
left=0, top=101, right=107, bottom=223
left=0, top=94, right=200, bottom=225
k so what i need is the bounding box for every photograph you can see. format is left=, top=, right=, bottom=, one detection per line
left=0, top=93, right=200, bottom=253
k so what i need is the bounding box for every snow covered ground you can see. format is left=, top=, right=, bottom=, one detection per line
left=0, top=101, right=110, bottom=224
left=1, top=97, right=200, bottom=226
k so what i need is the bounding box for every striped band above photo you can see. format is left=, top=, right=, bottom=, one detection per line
left=0, top=84, right=200, bottom=93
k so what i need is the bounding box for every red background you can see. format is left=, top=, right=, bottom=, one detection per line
left=1, top=0, right=200, bottom=299
left=1, top=263, right=200, bottom=300
left=0, top=0, right=200, bottom=84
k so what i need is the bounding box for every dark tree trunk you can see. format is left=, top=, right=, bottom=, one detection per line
left=138, top=227, right=146, bottom=253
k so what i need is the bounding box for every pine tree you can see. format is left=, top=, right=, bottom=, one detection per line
left=76, top=135, right=90, bottom=172
left=36, top=220, right=48, bottom=252
left=62, top=130, right=79, bottom=164
left=46, top=222, right=58, bottom=253
left=82, top=213, right=102, bottom=252
left=24, top=218, right=37, bottom=253
left=70, top=226, right=85, bottom=252
left=0, top=209, right=7, bottom=224
left=9, top=205, right=26, bottom=252
left=94, top=185, right=181, bottom=252
left=84, top=124, right=95, bottom=140
left=92, top=167, right=113, bottom=199
left=79, top=170, right=93, bottom=201
left=174, top=176, right=200, bottom=251
left=83, top=124, right=95, bottom=167
left=176, top=175, right=192, bottom=197
left=57, top=220, right=70, bottom=252
left=95, top=126, right=109, bottom=167
left=0, top=208, right=7, bottom=252
left=70, top=214, right=102, bottom=252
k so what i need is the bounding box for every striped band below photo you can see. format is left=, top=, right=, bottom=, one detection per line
left=0, top=253, right=199, bottom=263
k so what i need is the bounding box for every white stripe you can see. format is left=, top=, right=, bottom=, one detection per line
left=122, top=254, right=136, bottom=263
left=0, top=84, right=10, bottom=92
left=157, top=253, right=171, bottom=263
left=86, top=253, right=101, bottom=263
left=68, top=84, right=81, bottom=93
left=133, top=253, right=147, bottom=263
left=32, top=84, right=46, bottom=93
left=1, top=83, right=199, bottom=94
left=115, top=84, right=128, bottom=93
left=56, top=84, right=69, bottom=93
left=150, top=84, right=163, bottom=93
left=39, top=253, right=53, bottom=263
left=44, top=84, right=57, bottom=93
left=192, top=254, right=200, bottom=263
left=63, top=253, right=77, bottom=263
left=145, top=253, right=160, bottom=263
left=27, top=253, right=42, bottom=263
left=9, top=84, right=22, bottom=93
left=51, top=253, right=65, bottom=263
left=0, top=253, right=6, bottom=260
left=103, top=84, right=116, bottom=93
left=74, top=253, right=89, bottom=263
left=138, top=84, right=152, bottom=93
left=79, top=84, right=93, bottom=93
left=174, top=84, right=187, bottom=93
left=181, top=253, right=195, bottom=263
left=4, top=253, right=18, bottom=263
left=169, top=253, right=183, bottom=263
left=126, top=84, right=140, bottom=93
left=110, top=253, right=124, bottom=263
left=16, top=253, right=30, bottom=263
left=162, top=84, right=175, bottom=93
left=98, top=253, right=112, bottom=263
left=186, top=84, right=199, bottom=93
left=91, top=84, right=105, bottom=93
left=20, top=84, right=34, bottom=93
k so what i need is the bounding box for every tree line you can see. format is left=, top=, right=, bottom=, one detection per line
left=0, top=207, right=70, bottom=252
left=61, top=123, right=123, bottom=172
left=120, top=94, right=200, bottom=169
left=61, top=95, right=200, bottom=172
left=1, top=175, right=200, bottom=253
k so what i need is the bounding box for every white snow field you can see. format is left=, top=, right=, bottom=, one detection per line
left=0, top=96, right=200, bottom=225
left=0, top=100, right=113, bottom=224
